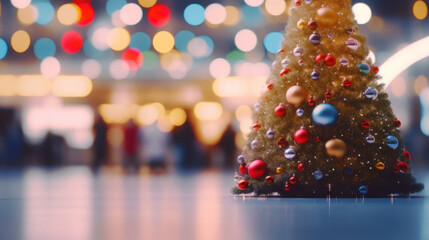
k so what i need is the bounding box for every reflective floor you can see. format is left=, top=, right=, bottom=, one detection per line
left=0, top=167, right=428, bottom=240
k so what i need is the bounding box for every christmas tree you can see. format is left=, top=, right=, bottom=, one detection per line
left=233, top=0, right=424, bottom=197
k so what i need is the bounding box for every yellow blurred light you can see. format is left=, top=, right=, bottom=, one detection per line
left=52, top=75, right=93, bottom=97
left=391, top=77, right=406, bottom=97
left=234, top=132, right=246, bottom=149
left=137, top=103, right=165, bottom=125
left=193, top=112, right=230, bottom=146
left=169, top=108, right=187, bottom=126
left=368, top=16, right=384, bottom=32
left=239, top=118, right=252, bottom=137
left=213, top=76, right=266, bottom=98
left=11, top=30, right=31, bottom=53
left=0, top=75, right=19, bottom=96
left=413, top=0, right=428, bottom=20
left=415, top=75, right=428, bottom=96
left=235, top=105, right=252, bottom=122
left=153, top=31, right=175, bottom=54
left=265, top=0, right=286, bottom=16
left=57, top=3, right=81, bottom=26
left=157, top=115, right=174, bottom=133
left=223, top=6, right=241, bottom=26
left=108, top=28, right=130, bottom=51
left=99, top=104, right=138, bottom=124
left=17, top=5, right=38, bottom=25
left=138, top=0, right=157, bottom=8
left=194, top=102, right=223, bottom=121
left=18, top=75, right=51, bottom=96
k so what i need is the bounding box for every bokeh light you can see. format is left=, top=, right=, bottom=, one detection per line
left=175, top=30, right=195, bottom=52
left=17, top=5, right=38, bottom=25
left=227, top=50, right=245, bottom=64
left=57, top=3, right=81, bottom=26
left=77, top=3, right=94, bottom=26
left=241, top=5, right=264, bottom=26
left=264, top=32, right=283, bottom=54
left=265, top=0, right=286, bottom=16
left=52, top=75, right=93, bottom=97
left=61, top=31, right=83, bottom=54
left=368, top=16, right=384, bottom=32
left=112, top=10, right=126, bottom=27
left=120, top=3, right=143, bottom=26
left=169, top=108, right=187, bottom=126
left=205, top=3, right=227, bottom=25
left=184, top=4, right=205, bottom=26
left=209, top=58, right=231, bottom=79
left=188, top=37, right=211, bottom=58
left=40, top=57, right=61, bottom=79
left=108, top=28, right=130, bottom=51
left=194, top=102, right=223, bottom=121
left=0, top=39, right=8, bottom=60
left=81, top=59, right=101, bottom=79
left=352, top=3, right=372, bottom=24
left=391, top=76, right=406, bottom=97
left=91, top=27, right=110, bottom=50
left=34, top=38, right=56, bottom=60
left=130, top=32, right=152, bottom=52
left=142, top=51, right=159, bottom=71
left=11, top=0, right=31, bottom=9
left=109, top=60, right=129, bottom=80
left=235, top=29, right=257, bottom=52
left=148, top=4, right=170, bottom=27
left=244, top=0, right=264, bottom=7
left=122, top=48, right=143, bottom=71
left=367, top=50, right=376, bottom=63
left=11, top=30, right=31, bottom=53
left=138, top=0, right=157, bottom=8
left=83, top=40, right=103, bottom=58
left=106, top=0, right=126, bottom=16
left=34, top=2, right=55, bottom=25
left=153, top=31, right=174, bottom=54
left=415, top=75, right=428, bottom=96
left=413, top=0, right=428, bottom=20
left=137, top=103, right=165, bottom=125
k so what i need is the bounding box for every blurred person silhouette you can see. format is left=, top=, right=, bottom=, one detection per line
left=122, top=119, right=140, bottom=172
left=92, top=114, right=108, bottom=171
left=217, top=123, right=237, bottom=169
left=0, top=109, right=25, bottom=166
left=41, top=131, right=66, bottom=166
left=171, top=118, right=198, bottom=170
left=140, top=122, right=170, bottom=174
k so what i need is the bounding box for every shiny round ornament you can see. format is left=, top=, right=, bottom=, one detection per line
left=247, top=160, right=266, bottom=179
left=316, top=7, right=338, bottom=27
left=251, top=140, right=259, bottom=150
left=344, top=167, right=353, bottom=176
left=375, top=162, right=385, bottom=170
left=294, top=0, right=301, bottom=6
left=314, top=170, right=323, bottom=180
left=266, top=129, right=275, bottom=139
left=359, top=185, right=368, bottom=195
left=304, top=0, right=311, bottom=4
left=285, top=182, right=291, bottom=191
left=281, top=58, right=290, bottom=68
left=266, top=83, right=274, bottom=90
left=325, top=91, right=332, bottom=98
left=311, top=70, right=320, bottom=80
left=312, top=103, right=339, bottom=126
left=346, top=27, right=355, bottom=34
left=324, top=54, right=336, bottom=66
left=403, top=150, right=411, bottom=161
left=278, top=137, right=288, bottom=148
left=275, top=104, right=286, bottom=117
left=325, top=139, right=347, bottom=159
left=237, top=180, right=249, bottom=190
left=237, top=155, right=245, bottom=164
left=308, top=19, right=317, bottom=30
left=343, top=79, right=352, bottom=88
left=265, top=176, right=274, bottom=183
left=386, top=135, right=399, bottom=150
left=316, top=54, right=326, bottom=64
left=394, top=161, right=409, bottom=173
left=284, top=147, right=297, bottom=159
left=239, top=163, right=247, bottom=175
left=297, top=163, right=305, bottom=172
left=362, top=120, right=370, bottom=130
left=254, top=102, right=261, bottom=111
left=280, top=68, right=292, bottom=77
left=253, top=122, right=261, bottom=131
left=394, top=120, right=402, bottom=128
left=364, top=87, right=378, bottom=100
left=293, top=46, right=303, bottom=57
left=358, top=63, right=371, bottom=74
left=289, top=175, right=297, bottom=185
left=346, top=37, right=359, bottom=51
left=286, top=86, right=309, bottom=106
left=339, top=57, right=349, bottom=66
left=298, top=59, right=304, bottom=66
left=366, top=134, right=375, bottom=143
left=371, top=65, right=379, bottom=74
left=296, top=109, right=305, bottom=117
left=276, top=167, right=284, bottom=174
left=297, top=20, right=307, bottom=30
left=294, top=127, right=310, bottom=144
left=308, top=97, right=315, bottom=106
left=309, top=32, right=321, bottom=45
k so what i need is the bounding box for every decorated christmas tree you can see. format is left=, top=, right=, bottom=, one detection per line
left=233, top=0, right=424, bottom=197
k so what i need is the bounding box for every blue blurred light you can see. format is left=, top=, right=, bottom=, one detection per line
left=263, top=32, right=284, bottom=54
left=184, top=4, right=205, bottom=26
left=200, top=35, right=214, bottom=57
left=130, top=32, right=151, bottom=52
left=241, top=5, right=264, bottom=26
left=106, top=0, right=127, bottom=16
left=83, top=40, right=103, bottom=59
left=0, top=39, right=7, bottom=60
left=141, top=51, right=159, bottom=71
left=34, top=2, right=55, bottom=25
left=34, top=38, right=56, bottom=60
left=175, top=30, right=195, bottom=52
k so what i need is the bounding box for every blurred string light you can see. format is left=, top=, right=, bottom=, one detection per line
left=0, top=39, right=7, bottom=60
left=227, top=50, right=245, bottom=64
left=184, top=3, right=205, bottom=26
left=265, top=0, right=286, bottom=16
left=137, top=102, right=165, bottom=125
left=352, top=3, right=372, bottom=25
left=0, top=75, right=18, bottom=96
left=148, top=4, right=170, bottom=27
left=209, top=58, right=231, bottom=78
left=213, top=76, right=266, bottom=98
left=235, top=29, right=257, bottom=52
left=138, top=0, right=157, bottom=8
left=263, top=32, right=283, bottom=54
left=415, top=75, right=428, bottom=96
left=130, top=32, right=152, bottom=52
left=57, top=3, right=81, bottom=26
left=244, top=0, right=264, bottom=7
left=91, top=27, right=110, bottom=50
left=193, top=101, right=229, bottom=145
left=413, top=0, right=428, bottom=20
left=205, top=3, right=226, bottom=25
left=120, top=3, right=143, bottom=26
left=168, top=108, right=187, bottom=126
left=108, top=28, right=130, bottom=51
left=194, top=102, right=223, bottom=121
left=122, top=48, right=143, bottom=71
left=188, top=36, right=213, bottom=58
left=235, top=105, right=253, bottom=137
left=106, top=0, right=126, bottom=16
left=81, top=59, right=102, bottom=79
left=17, top=5, right=38, bottom=25
left=153, top=31, right=174, bottom=53
left=77, top=3, right=94, bottom=26
left=52, top=75, right=92, bottom=97
left=11, top=30, right=30, bottom=53
left=241, top=5, right=264, bottom=25
left=175, top=30, right=195, bottom=52
left=18, top=75, right=50, bottom=96
left=40, top=57, right=61, bottom=79
left=223, top=6, right=241, bottom=26
left=112, top=10, right=126, bottom=27
left=11, top=0, right=31, bottom=9
left=34, top=38, right=56, bottom=60
left=34, top=2, right=55, bottom=25
left=61, top=30, right=83, bottom=54
left=142, top=51, right=159, bottom=70
left=109, top=59, right=129, bottom=80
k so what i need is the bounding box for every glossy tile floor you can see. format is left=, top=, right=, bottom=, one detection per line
left=0, top=167, right=428, bottom=240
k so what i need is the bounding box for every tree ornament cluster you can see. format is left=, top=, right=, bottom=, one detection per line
left=233, top=0, right=423, bottom=197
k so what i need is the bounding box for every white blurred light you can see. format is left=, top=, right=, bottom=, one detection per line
left=111, top=10, right=126, bottom=27
left=120, top=3, right=143, bottom=25
left=352, top=3, right=372, bottom=25
left=11, top=0, right=31, bottom=9
left=367, top=50, right=376, bottom=63
left=81, top=59, right=102, bottom=79
left=168, top=61, right=188, bottom=79
left=265, top=0, right=286, bottom=16
left=91, top=27, right=110, bottom=50
left=109, top=59, right=129, bottom=80
left=188, top=37, right=209, bottom=57
left=41, top=57, right=61, bottom=79
left=209, top=58, right=231, bottom=78
left=244, top=0, right=264, bottom=7
left=235, top=29, right=257, bottom=52
left=205, top=3, right=227, bottom=25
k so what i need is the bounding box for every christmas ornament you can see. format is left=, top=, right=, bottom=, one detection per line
left=308, top=19, right=317, bottom=30
left=362, top=120, right=370, bottom=130
left=293, top=46, right=303, bottom=57
left=237, top=180, right=249, bottom=190
left=296, top=109, right=305, bottom=116
left=325, top=91, right=332, bottom=98
left=308, top=97, right=315, bottom=106
left=311, top=69, right=320, bottom=80
left=266, top=129, right=275, bottom=139
left=254, top=102, right=261, bottom=111
left=394, top=161, right=409, bottom=173
left=312, top=103, right=339, bottom=126
left=294, top=127, right=310, bottom=144
left=278, top=137, right=288, bottom=148
left=403, top=150, right=411, bottom=161
left=316, top=54, right=326, bottom=64
left=346, top=27, right=355, bottom=34
left=285, top=182, right=291, bottom=191
left=314, top=170, right=323, bottom=180
left=289, top=175, right=297, bottom=185
left=358, top=63, right=370, bottom=74
left=239, top=163, right=247, bottom=175
left=346, top=37, right=359, bottom=50
left=344, top=167, right=353, bottom=176
left=297, top=163, right=305, bottom=172
left=359, top=185, right=368, bottom=195
left=276, top=167, right=284, bottom=174
left=266, top=83, right=274, bottom=90
left=286, top=86, right=309, bottom=106
left=281, top=58, right=290, bottom=68
left=371, top=65, right=379, bottom=74
left=275, top=104, right=286, bottom=117
left=298, top=59, right=304, bottom=66
left=386, top=135, right=399, bottom=150
left=294, top=0, right=301, bottom=6
left=309, top=32, right=321, bottom=45
left=375, top=162, right=385, bottom=170
left=253, top=122, right=261, bottom=131
left=325, top=139, right=347, bottom=159
left=366, top=134, right=375, bottom=143
left=339, top=57, right=349, bottom=66
left=363, top=87, right=378, bottom=100
left=343, top=79, right=352, bottom=88
left=304, top=0, right=311, bottom=4
left=324, top=54, right=336, bottom=66
left=251, top=140, right=259, bottom=150
left=297, top=20, right=307, bottom=30
left=394, top=120, right=401, bottom=128
left=327, top=32, right=333, bottom=39
left=316, top=7, right=338, bottom=27
left=248, top=160, right=267, bottom=179
left=237, top=155, right=245, bottom=164
left=280, top=68, right=292, bottom=77
left=265, top=176, right=274, bottom=183
left=284, top=147, right=297, bottom=159
left=277, top=49, right=285, bottom=55
left=316, top=137, right=321, bottom=142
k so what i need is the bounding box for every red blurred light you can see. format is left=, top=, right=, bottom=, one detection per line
left=122, top=48, right=143, bottom=71
left=148, top=4, right=171, bottom=27
left=73, top=0, right=91, bottom=4
left=61, top=31, right=83, bottom=54
left=77, top=3, right=95, bottom=26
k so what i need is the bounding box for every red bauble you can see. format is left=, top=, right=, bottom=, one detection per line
left=362, top=120, right=370, bottom=130
left=371, top=65, right=379, bottom=74
left=394, top=120, right=402, bottom=128
left=343, top=79, right=352, bottom=88
left=297, top=163, right=305, bottom=172
left=239, top=163, right=247, bottom=175
left=278, top=137, right=288, bottom=148
left=308, top=97, right=315, bottom=106
left=394, top=161, right=409, bottom=173
left=278, top=49, right=286, bottom=55
left=289, top=175, right=297, bottom=185
left=403, top=150, right=411, bottom=161
left=325, top=91, right=332, bottom=98
left=275, top=104, right=286, bottom=117
left=295, top=0, right=301, bottom=6
left=248, top=160, right=267, bottom=179
left=285, top=182, right=291, bottom=191
left=265, top=176, right=274, bottom=183
left=253, top=122, right=261, bottom=131
left=316, top=137, right=321, bottom=142
left=294, top=127, right=310, bottom=144
left=308, top=19, right=317, bottom=30
left=280, top=68, right=292, bottom=77
left=324, top=54, right=336, bottom=66
left=238, top=180, right=249, bottom=190
left=316, top=54, right=326, bottom=64
left=267, top=83, right=274, bottom=90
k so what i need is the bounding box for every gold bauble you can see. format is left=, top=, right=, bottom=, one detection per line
left=375, top=162, right=385, bottom=170
left=297, top=19, right=307, bottom=30
left=325, top=139, right=346, bottom=159
left=316, top=7, right=338, bottom=27
left=286, top=86, right=308, bottom=106
left=276, top=167, right=283, bottom=174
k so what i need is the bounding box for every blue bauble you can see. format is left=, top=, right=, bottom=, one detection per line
left=359, top=185, right=368, bottom=195
left=386, top=135, right=399, bottom=150
left=358, top=63, right=370, bottom=74
left=312, top=103, right=339, bottom=126
left=314, top=170, right=323, bottom=180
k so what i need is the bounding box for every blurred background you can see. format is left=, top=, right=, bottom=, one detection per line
left=0, top=0, right=429, bottom=173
